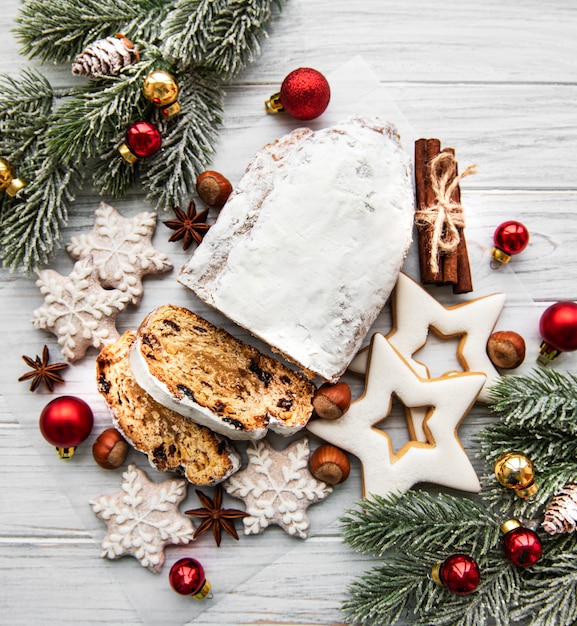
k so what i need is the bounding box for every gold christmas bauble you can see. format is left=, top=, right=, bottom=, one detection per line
left=494, top=451, right=538, bottom=498
left=0, top=157, right=26, bottom=196
left=142, top=70, right=180, bottom=116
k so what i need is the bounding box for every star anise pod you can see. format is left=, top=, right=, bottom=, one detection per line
left=163, top=199, right=211, bottom=250
left=18, top=345, right=68, bottom=392
left=185, top=484, right=248, bottom=546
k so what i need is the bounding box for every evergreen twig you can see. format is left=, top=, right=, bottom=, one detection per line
left=342, top=369, right=577, bottom=626
left=341, top=491, right=501, bottom=557
left=15, top=0, right=169, bottom=62
left=2, top=0, right=283, bottom=271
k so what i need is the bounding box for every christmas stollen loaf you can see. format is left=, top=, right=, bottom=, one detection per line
left=96, top=330, right=241, bottom=484
left=129, top=305, right=316, bottom=440
left=179, top=116, right=415, bottom=382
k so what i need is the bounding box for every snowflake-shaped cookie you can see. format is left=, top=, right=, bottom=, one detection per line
left=224, top=438, right=332, bottom=539
left=32, top=256, right=130, bottom=361
left=66, top=201, right=172, bottom=305
left=89, top=464, right=194, bottom=573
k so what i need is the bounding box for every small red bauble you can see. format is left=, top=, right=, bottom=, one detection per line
left=491, top=221, right=529, bottom=264
left=537, top=301, right=577, bottom=365
left=169, top=557, right=211, bottom=600
left=265, top=67, right=330, bottom=121
left=432, top=554, right=480, bottom=594
left=39, top=395, right=94, bottom=459
left=501, top=520, right=542, bottom=567
left=119, top=121, right=162, bottom=163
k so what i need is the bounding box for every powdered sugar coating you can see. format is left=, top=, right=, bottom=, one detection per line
left=179, top=117, right=414, bottom=381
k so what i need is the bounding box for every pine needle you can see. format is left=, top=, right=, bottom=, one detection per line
left=3, top=0, right=282, bottom=270
left=341, top=491, right=501, bottom=558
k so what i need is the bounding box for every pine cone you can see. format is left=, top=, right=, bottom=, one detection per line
left=72, top=33, right=139, bottom=78
left=542, top=482, right=577, bottom=535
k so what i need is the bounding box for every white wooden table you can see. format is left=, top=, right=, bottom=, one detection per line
left=1, top=1, right=576, bottom=624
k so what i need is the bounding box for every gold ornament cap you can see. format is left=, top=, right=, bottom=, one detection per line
left=0, top=157, right=26, bottom=196
left=142, top=70, right=180, bottom=117
left=537, top=341, right=561, bottom=366
left=494, top=451, right=538, bottom=498
left=500, top=519, right=522, bottom=535
left=491, top=247, right=512, bottom=264
left=118, top=143, right=138, bottom=164
left=192, top=579, right=211, bottom=600
left=55, top=446, right=76, bottom=460
left=264, top=92, right=284, bottom=114
left=431, top=562, right=443, bottom=586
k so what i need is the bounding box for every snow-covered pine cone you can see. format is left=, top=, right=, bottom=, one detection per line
left=72, top=33, right=139, bottom=78
left=542, top=482, right=577, bottom=535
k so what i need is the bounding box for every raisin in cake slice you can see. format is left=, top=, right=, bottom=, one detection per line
left=96, top=330, right=241, bottom=485
left=129, top=305, right=315, bottom=440
left=179, top=116, right=415, bottom=382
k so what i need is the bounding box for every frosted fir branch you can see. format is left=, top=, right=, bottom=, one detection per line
left=46, top=56, right=158, bottom=165
left=481, top=460, right=577, bottom=521
left=161, top=0, right=226, bottom=66
left=15, top=0, right=169, bottom=63
left=0, top=155, right=77, bottom=272
left=200, top=0, right=282, bottom=79
left=341, top=491, right=501, bottom=558
left=488, top=369, right=577, bottom=435
left=0, top=69, right=54, bottom=118
left=141, top=71, right=225, bottom=209
left=416, top=560, right=521, bottom=626
left=342, top=554, right=431, bottom=626
left=161, top=0, right=284, bottom=77
left=512, top=545, right=577, bottom=625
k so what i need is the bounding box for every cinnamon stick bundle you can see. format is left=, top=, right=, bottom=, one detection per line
left=414, top=138, right=473, bottom=294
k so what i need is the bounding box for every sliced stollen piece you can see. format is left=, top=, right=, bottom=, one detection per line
left=179, top=116, right=415, bottom=382
left=129, top=305, right=316, bottom=440
left=96, top=330, right=241, bottom=485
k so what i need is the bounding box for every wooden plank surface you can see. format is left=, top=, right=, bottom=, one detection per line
left=0, top=1, right=576, bottom=624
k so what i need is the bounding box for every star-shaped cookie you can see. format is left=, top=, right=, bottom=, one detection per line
left=308, top=333, right=485, bottom=498
left=32, top=256, right=130, bottom=361
left=89, top=464, right=194, bottom=573
left=224, top=438, right=332, bottom=539
left=349, top=272, right=505, bottom=404
left=66, top=202, right=172, bottom=305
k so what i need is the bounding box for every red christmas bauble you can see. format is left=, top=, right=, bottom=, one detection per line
left=169, top=558, right=210, bottom=599
left=503, top=526, right=542, bottom=567
left=539, top=301, right=577, bottom=352
left=279, top=68, right=331, bottom=120
left=125, top=121, right=162, bottom=158
left=433, top=554, right=480, bottom=594
left=493, top=221, right=529, bottom=256
left=39, top=396, right=94, bottom=456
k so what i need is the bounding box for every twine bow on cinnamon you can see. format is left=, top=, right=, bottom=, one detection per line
left=415, top=151, right=477, bottom=275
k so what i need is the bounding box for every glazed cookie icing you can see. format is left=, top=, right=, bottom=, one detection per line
left=307, top=333, right=484, bottom=498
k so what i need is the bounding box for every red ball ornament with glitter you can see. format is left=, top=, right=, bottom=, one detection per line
left=501, top=520, right=542, bottom=567
left=432, top=554, right=480, bottom=594
left=39, top=395, right=94, bottom=459
left=537, top=301, right=577, bottom=365
left=169, top=557, right=211, bottom=600
left=265, top=68, right=330, bottom=120
left=491, top=220, right=529, bottom=264
left=119, top=120, right=162, bottom=163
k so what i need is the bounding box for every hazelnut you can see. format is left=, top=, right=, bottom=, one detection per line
left=487, top=330, right=526, bottom=370
left=92, top=428, right=129, bottom=469
left=309, top=445, right=350, bottom=485
left=312, top=381, right=352, bottom=420
left=196, top=170, right=233, bottom=208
